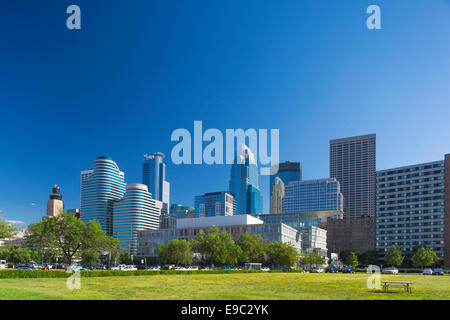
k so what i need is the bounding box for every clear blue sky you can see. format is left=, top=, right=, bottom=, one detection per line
left=1, top=1, right=449, bottom=226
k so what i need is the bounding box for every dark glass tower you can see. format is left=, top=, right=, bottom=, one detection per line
left=142, top=152, right=170, bottom=213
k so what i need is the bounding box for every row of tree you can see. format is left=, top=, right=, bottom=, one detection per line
left=339, top=245, right=440, bottom=268
left=157, top=227, right=303, bottom=267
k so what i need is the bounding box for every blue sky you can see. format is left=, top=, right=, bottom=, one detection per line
left=1, top=1, right=449, bottom=226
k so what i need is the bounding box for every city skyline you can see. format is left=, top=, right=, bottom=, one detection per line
left=1, top=1, right=450, bottom=225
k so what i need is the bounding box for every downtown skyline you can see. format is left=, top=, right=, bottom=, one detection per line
left=1, top=1, right=450, bottom=225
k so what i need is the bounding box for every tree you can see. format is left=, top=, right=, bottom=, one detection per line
left=384, top=245, right=404, bottom=267
left=237, top=233, right=267, bottom=264
left=157, top=239, right=193, bottom=266
left=411, top=247, right=439, bottom=268
left=0, top=247, right=35, bottom=264
left=358, top=250, right=377, bottom=265
left=191, top=227, right=242, bottom=266
left=268, top=242, right=298, bottom=268
left=26, top=212, right=108, bottom=265
left=299, top=253, right=325, bottom=268
left=119, top=252, right=131, bottom=264
left=81, top=248, right=99, bottom=266
left=0, top=218, right=15, bottom=239
left=344, top=251, right=359, bottom=267
left=101, top=236, right=120, bottom=266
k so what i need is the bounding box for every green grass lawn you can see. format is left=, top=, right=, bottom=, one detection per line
left=0, top=273, right=449, bottom=300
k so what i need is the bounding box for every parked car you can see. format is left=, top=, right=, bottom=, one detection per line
left=174, top=266, right=187, bottom=271
left=187, top=266, right=198, bottom=271
left=342, top=266, right=355, bottom=274
left=432, top=268, right=444, bottom=276
left=109, top=265, right=120, bottom=270
left=121, top=265, right=137, bottom=271
left=325, top=265, right=339, bottom=273
left=147, top=266, right=160, bottom=271
left=261, top=267, right=270, bottom=272
left=94, top=265, right=106, bottom=270
left=423, top=268, right=433, bottom=275
left=17, top=267, right=34, bottom=271
left=200, top=267, right=211, bottom=271
left=382, top=267, right=399, bottom=275
left=136, top=265, right=147, bottom=270
left=311, top=267, right=324, bottom=273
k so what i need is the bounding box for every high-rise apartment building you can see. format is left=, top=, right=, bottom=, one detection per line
left=194, top=191, right=236, bottom=217
left=229, top=144, right=262, bottom=214
left=330, top=134, right=376, bottom=219
left=113, top=183, right=162, bottom=255
left=376, top=158, right=448, bottom=262
left=46, top=184, right=64, bottom=218
left=80, top=156, right=126, bottom=235
left=142, top=152, right=170, bottom=214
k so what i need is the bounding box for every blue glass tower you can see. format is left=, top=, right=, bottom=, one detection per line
left=229, top=144, right=262, bottom=214
left=80, top=156, right=126, bottom=235
left=269, top=161, right=302, bottom=199
left=142, top=152, right=170, bottom=214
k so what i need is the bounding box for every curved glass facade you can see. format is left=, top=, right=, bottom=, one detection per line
left=80, top=156, right=126, bottom=235
left=113, top=183, right=162, bottom=255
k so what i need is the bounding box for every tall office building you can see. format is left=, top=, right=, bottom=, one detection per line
left=113, top=183, right=162, bottom=255
left=195, top=191, right=236, bottom=217
left=80, top=156, right=126, bottom=235
left=330, top=134, right=376, bottom=219
left=376, top=158, right=449, bottom=263
left=142, top=152, right=170, bottom=214
left=229, top=144, right=262, bottom=215
left=270, top=177, right=285, bottom=214
left=282, top=178, right=344, bottom=215
left=269, top=161, right=301, bottom=203
left=46, top=184, right=64, bottom=218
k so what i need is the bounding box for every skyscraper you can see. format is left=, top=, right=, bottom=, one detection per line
left=195, top=191, right=236, bottom=217
left=330, top=134, right=376, bottom=219
left=46, top=184, right=64, bottom=218
left=229, top=144, right=262, bottom=215
left=80, top=156, right=126, bottom=235
left=113, top=183, right=162, bottom=255
left=142, top=152, right=170, bottom=214
left=270, top=177, right=284, bottom=214
left=269, top=161, right=301, bottom=197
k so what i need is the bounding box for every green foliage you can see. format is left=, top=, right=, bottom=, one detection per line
left=267, top=242, right=298, bottom=268
left=157, top=239, right=193, bottom=266
left=299, top=253, right=325, bottom=267
left=384, top=245, right=404, bottom=267
left=358, top=250, right=377, bottom=265
left=236, top=233, right=268, bottom=264
left=0, top=246, right=35, bottom=264
left=119, top=252, right=131, bottom=264
left=191, top=227, right=242, bottom=266
left=411, top=247, right=439, bottom=268
left=81, top=249, right=100, bottom=266
left=26, top=212, right=110, bottom=265
left=0, top=218, right=15, bottom=239
left=344, top=252, right=359, bottom=267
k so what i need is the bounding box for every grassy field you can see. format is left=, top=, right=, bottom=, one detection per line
left=0, top=273, right=449, bottom=300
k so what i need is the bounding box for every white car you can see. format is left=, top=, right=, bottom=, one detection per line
left=109, top=265, right=120, bottom=270
left=423, top=268, right=433, bottom=275
left=187, top=266, right=198, bottom=271
left=382, top=267, right=399, bottom=275
left=311, top=267, right=324, bottom=273
left=200, top=267, right=211, bottom=271
left=261, top=267, right=270, bottom=272
left=120, top=265, right=137, bottom=271
left=147, top=266, right=160, bottom=271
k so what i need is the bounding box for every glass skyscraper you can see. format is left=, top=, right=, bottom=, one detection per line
left=142, top=152, right=170, bottom=214
left=195, top=191, right=235, bottom=217
left=229, top=144, right=262, bottom=215
left=330, top=134, right=376, bottom=219
left=282, top=178, right=344, bottom=214
left=269, top=161, right=302, bottom=198
left=80, top=156, right=126, bottom=235
left=113, top=183, right=162, bottom=255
